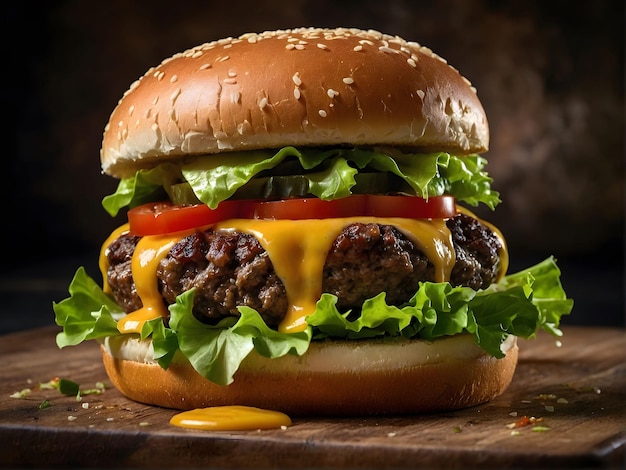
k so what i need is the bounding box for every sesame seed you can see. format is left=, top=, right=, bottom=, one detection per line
left=353, top=45, right=363, bottom=52
left=292, top=73, right=302, bottom=86
left=318, top=109, right=327, bottom=117
left=191, top=51, right=203, bottom=59
left=223, top=78, right=237, bottom=84
left=342, top=77, right=354, bottom=85
left=170, top=88, right=181, bottom=102
left=170, top=74, right=178, bottom=83
left=259, top=97, right=268, bottom=109
left=327, top=89, right=338, bottom=98
left=199, top=63, right=212, bottom=70
left=379, top=46, right=397, bottom=54
left=286, top=44, right=295, bottom=50
left=128, top=105, right=135, bottom=116
left=293, top=87, right=301, bottom=100
left=316, top=43, right=329, bottom=50
left=407, top=58, right=417, bottom=68
left=155, top=71, right=165, bottom=81
left=295, top=44, right=305, bottom=50
left=416, top=89, right=425, bottom=99
left=228, top=70, right=237, bottom=77
left=217, top=56, right=230, bottom=62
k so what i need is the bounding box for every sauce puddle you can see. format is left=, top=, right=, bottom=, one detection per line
left=170, top=405, right=292, bottom=431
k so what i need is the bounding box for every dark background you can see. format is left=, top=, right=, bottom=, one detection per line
left=2, top=0, right=624, bottom=333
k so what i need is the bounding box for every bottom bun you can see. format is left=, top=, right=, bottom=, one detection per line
left=101, top=334, right=518, bottom=416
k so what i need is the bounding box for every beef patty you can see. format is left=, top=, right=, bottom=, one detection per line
left=105, top=213, right=503, bottom=328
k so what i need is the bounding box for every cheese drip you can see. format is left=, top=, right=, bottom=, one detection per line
left=458, top=206, right=509, bottom=281
left=99, top=212, right=505, bottom=335
left=99, top=224, right=193, bottom=333
left=99, top=223, right=131, bottom=295
left=116, top=234, right=183, bottom=333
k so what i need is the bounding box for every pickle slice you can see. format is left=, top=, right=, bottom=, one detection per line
left=168, top=172, right=412, bottom=205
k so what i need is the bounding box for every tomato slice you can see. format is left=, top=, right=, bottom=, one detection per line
left=127, top=195, right=457, bottom=235
left=127, top=201, right=239, bottom=236
left=366, top=195, right=457, bottom=219
left=241, top=195, right=368, bottom=220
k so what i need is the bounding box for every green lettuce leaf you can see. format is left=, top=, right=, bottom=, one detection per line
left=100, top=146, right=500, bottom=215
left=168, top=290, right=311, bottom=385
left=53, top=267, right=123, bottom=348
left=143, top=317, right=179, bottom=370
left=308, top=257, right=572, bottom=358
left=101, top=163, right=182, bottom=217
left=53, top=257, right=572, bottom=386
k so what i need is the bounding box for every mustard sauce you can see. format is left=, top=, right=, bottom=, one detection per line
left=169, top=405, right=292, bottom=431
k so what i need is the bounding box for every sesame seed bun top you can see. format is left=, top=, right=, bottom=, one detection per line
left=101, top=27, right=489, bottom=178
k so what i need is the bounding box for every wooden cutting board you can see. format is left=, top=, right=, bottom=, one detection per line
left=1, top=325, right=624, bottom=468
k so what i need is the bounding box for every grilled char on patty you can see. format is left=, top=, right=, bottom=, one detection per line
left=105, top=213, right=502, bottom=328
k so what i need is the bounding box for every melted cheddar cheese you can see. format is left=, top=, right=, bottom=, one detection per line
left=100, top=209, right=507, bottom=335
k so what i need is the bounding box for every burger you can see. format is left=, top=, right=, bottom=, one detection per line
left=54, top=27, right=573, bottom=416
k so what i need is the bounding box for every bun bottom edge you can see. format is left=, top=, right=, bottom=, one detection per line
left=100, top=336, right=518, bottom=416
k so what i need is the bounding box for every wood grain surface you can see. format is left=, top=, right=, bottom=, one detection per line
left=1, top=326, right=624, bottom=468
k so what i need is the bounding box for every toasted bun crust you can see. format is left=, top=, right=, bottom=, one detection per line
left=101, top=27, right=489, bottom=178
left=101, top=334, right=517, bottom=416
